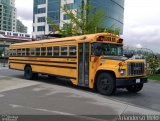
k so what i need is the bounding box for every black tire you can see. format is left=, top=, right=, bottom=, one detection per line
left=96, top=73, right=116, bottom=96
left=24, top=66, right=33, bottom=80
left=126, top=84, right=143, bottom=93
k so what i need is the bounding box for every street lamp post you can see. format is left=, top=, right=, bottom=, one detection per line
left=3, top=41, right=6, bottom=67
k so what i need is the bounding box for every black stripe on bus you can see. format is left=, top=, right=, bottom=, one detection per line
left=9, top=56, right=77, bottom=58
left=9, top=67, right=76, bottom=80
left=9, top=62, right=77, bottom=69
left=9, top=59, right=77, bottom=64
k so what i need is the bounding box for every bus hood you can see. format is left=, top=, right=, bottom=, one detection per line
left=101, top=56, right=128, bottom=61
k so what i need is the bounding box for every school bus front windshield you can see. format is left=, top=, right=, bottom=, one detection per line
left=91, top=42, right=123, bottom=56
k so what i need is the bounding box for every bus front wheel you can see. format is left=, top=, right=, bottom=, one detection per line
left=96, top=73, right=116, bottom=96
left=126, top=84, right=143, bottom=93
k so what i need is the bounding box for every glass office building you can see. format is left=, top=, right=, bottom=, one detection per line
left=0, top=0, right=16, bottom=32
left=89, top=0, right=124, bottom=34
left=33, top=0, right=124, bottom=38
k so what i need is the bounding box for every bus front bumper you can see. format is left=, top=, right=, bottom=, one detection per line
left=116, top=77, right=148, bottom=87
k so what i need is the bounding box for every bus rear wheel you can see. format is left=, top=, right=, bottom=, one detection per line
left=24, top=66, right=38, bottom=80
left=126, top=84, right=143, bottom=93
left=96, top=73, right=116, bottom=96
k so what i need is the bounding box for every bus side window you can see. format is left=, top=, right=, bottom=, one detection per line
left=41, top=47, right=46, bottom=56
left=13, top=49, right=16, bottom=56
left=61, top=46, right=67, bottom=56
left=9, top=49, right=12, bottom=56
left=22, top=48, right=26, bottom=56
left=47, top=47, right=52, bottom=56
left=36, top=48, right=40, bottom=56
left=17, top=49, right=21, bottom=56
left=53, top=46, right=59, bottom=57
left=69, top=46, right=76, bottom=56
left=30, top=48, right=35, bottom=56
left=26, top=48, right=30, bottom=56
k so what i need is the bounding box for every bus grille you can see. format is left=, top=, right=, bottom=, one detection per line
left=128, top=62, right=145, bottom=76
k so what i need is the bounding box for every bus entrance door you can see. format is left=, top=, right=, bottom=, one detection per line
left=78, top=43, right=89, bottom=87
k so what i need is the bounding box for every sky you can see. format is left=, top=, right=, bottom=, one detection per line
left=15, top=0, right=160, bottom=53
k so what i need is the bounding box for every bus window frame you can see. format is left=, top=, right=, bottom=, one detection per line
left=53, top=46, right=60, bottom=57
left=30, top=48, right=35, bottom=56
left=36, top=48, right=41, bottom=56
left=41, top=47, right=46, bottom=56
left=69, top=45, right=76, bottom=57
left=61, top=46, right=68, bottom=56
left=47, top=47, right=53, bottom=56
left=22, top=48, right=26, bottom=56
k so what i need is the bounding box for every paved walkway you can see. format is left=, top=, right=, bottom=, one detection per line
left=0, top=75, right=159, bottom=118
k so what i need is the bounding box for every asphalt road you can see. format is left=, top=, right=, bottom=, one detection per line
left=0, top=68, right=160, bottom=113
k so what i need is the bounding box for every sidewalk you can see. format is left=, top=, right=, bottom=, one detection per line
left=0, top=63, right=8, bottom=69
left=0, top=75, right=160, bottom=116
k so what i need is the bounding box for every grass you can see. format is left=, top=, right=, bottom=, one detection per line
left=148, top=74, right=160, bottom=81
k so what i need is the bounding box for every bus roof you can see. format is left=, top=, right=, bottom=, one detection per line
left=10, top=33, right=120, bottom=47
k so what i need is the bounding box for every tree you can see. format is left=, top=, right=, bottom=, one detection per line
left=48, top=0, right=120, bottom=37
left=146, top=55, right=160, bottom=75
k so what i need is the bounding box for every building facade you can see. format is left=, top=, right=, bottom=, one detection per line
left=0, top=0, right=17, bottom=32
left=16, top=19, right=28, bottom=33
left=33, top=0, right=124, bottom=38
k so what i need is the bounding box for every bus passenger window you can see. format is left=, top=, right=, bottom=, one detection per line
left=22, top=48, right=26, bottom=56
left=17, top=49, right=21, bottom=56
left=47, top=47, right=52, bottom=56
left=53, top=46, right=59, bottom=56
left=9, top=49, right=12, bottom=56
left=13, top=49, right=17, bottom=56
left=26, top=48, right=30, bottom=56
left=30, top=48, right=35, bottom=56
left=69, top=46, right=76, bottom=56
left=36, top=48, right=40, bottom=56
left=61, top=46, right=67, bottom=56
left=41, top=47, right=46, bottom=56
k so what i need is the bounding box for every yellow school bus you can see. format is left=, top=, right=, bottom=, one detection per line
left=8, top=33, right=147, bottom=95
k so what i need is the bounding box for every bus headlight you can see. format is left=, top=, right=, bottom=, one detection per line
left=120, top=69, right=126, bottom=76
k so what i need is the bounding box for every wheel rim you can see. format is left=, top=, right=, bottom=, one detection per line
left=100, top=77, right=111, bottom=90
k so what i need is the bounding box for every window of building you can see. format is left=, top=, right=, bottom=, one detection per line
left=0, top=31, right=5, bottom=35
left=64, top=3, right=74, bottom=10
left=13, top=33, right=18, bottom=36
left=38, top=0, right=46, bottom=4
left=61, top=46, right=68, bottom=56
left=37, top=26, right=45, bottom=31
left=38, top=17, right=46, bottom=22
left=53, top=46, right=59, bottom=56
left=25, top=34, right=30, bottom=38
left=36, top=48, right=40, bottom=56
left=7, top=32, right=11, bottom=36
left=47, top=47, right=52, bottom=56
left=41, top=47, right=46, bottom=56
left=38, top=8, right=46, bottom=14
left=69, top=46, right=76, bottom=56
left=63, top=14, right=70, bottom=20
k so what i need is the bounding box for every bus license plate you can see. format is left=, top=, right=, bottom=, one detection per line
left=136, top=79, right=140, bottom=83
